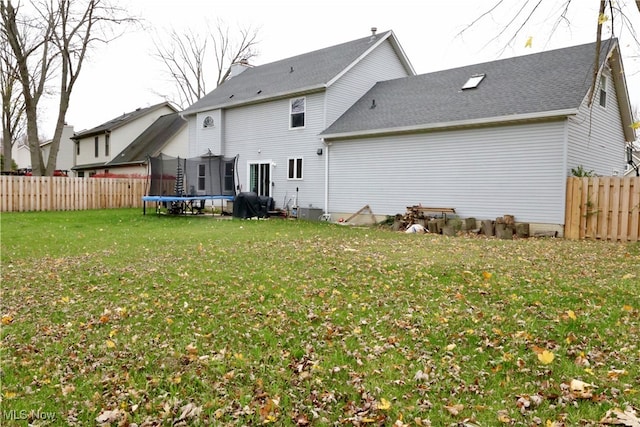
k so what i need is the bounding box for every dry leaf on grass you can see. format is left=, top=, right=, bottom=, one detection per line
left=444, top=403, right=464, bottom=416
left=600, top=406, right=640, bottom=426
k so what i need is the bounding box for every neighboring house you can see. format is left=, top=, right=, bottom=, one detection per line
left=12, top=124, right=75, bottom=174
left=104, top=112, right=187, bottom=176
left=625, top=141, right=640, bottom=176
left=182, top=30, right=636, bottom=235
left=71, top=102, right=185, bottom=177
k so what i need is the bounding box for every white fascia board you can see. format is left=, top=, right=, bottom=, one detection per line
left=321, top=108, right=579, bottom=140
left=326, top=31, right=415, bottom=89
left=180, top=85, right=326, bottom=117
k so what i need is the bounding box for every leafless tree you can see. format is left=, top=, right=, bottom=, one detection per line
left=153, top=20, right=259, bottom=109
left=459, top=1, right=640, bottom=109
left=0, top=0, right=135, bottom=176
left=1, top=24, right=26, bottom=171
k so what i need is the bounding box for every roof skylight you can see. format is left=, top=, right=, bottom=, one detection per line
left=462, top=73, right=486, bottom=90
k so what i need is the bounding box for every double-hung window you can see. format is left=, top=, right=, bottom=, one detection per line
left=105, top=134, right=110, bottom=156
left=288, top=157, right=303, bottom=180
left=290, top=97, right=305, bottom=128
left=94, top=136, right=99, bottom=157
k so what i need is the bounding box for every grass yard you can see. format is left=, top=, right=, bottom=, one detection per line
left=1, top=209, right=639, bottom=426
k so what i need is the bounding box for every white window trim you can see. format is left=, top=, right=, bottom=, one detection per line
left=287, top=156, right=303, bottom=180
left=599, top=74, right=607, bottom=109
left=202, top=115, right=215, bottom=129
left=289, top=97, right=306, bottom=130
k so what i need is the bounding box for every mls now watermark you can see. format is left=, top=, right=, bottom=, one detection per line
left=3, top=409, right=57, bottom=422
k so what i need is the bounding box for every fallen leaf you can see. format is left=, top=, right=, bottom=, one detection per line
left=105, top=340, right=116, bottom=349
left=537, top=350, right=555, bottom=365
left=600, top=406, right=640, bottom=426
left=569, top=379, right=596, bottom=399
left=497, top=409, right=512, bottom=423
left=482, top=271, right=492, bottom=281
left=445, top=403, right=464, bottom=416
left=96, top=409, right=121, bottom=424
left=378, top=398, right=391, bottom=411
left=566, top=310, right=577, bottom=320
left=1, top=314, right=13, bottom=325
left=177, top=402, right=202, bottom=422
left=608, top=369, right=627, bottom=380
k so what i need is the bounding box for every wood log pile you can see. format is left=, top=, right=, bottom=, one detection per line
left=395, top=206, right=532, bottom=239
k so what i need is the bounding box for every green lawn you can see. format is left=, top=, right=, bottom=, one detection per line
left=1, top=209, right=639, bottom=426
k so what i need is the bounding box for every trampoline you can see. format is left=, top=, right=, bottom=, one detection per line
left=142, top=153, right=238, bottom=215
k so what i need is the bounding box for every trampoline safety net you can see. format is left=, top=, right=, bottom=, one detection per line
left=147, top=153, right=238, bottom=197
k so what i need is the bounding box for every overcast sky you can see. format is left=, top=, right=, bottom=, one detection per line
left=41, top=0, right=640, bottom=136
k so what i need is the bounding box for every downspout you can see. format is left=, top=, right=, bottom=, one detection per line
left=323, top=138, right=329, bottom=215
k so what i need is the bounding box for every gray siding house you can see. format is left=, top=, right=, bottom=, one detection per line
left=181, top=30, right=414, bottom=211
left=183, top=32, right=636, bottom=234
left=321, top=38, right=635, bottom=235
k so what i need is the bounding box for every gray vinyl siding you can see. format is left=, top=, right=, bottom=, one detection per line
left=567, top=67, right=627, bottom=176
left=224, top=92, right=326, bottom=209
left=194, top=110, right=224, bottom=155
left=187, top=118, right=198, bottom=157
left=324, top=40, right=410, bottom=128
left=328, top=121, right=568, bottom=224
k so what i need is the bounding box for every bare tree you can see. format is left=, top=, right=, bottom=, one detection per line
left=153, top=20, right=259, bottom=109
left=459, top=1, right=640, bottom=110
left=0, top=23, right=26, bottom=172
left=0, top=0, right=134, bottom=176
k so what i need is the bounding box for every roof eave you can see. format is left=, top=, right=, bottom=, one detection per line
left=326, top=31, right=416, bottom=88
left=321, top=109, right=579, bottom=141
left=72, top=102, right=177, bottom=139
left=181, top=84, right=327, bottom=117
left=105, top=160, right=147, bottom=167
left=608, top=43, right=636, bottom=142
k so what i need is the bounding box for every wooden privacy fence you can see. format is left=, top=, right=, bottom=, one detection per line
left=0, top=176, right=147, bottom=212
left=565, top=176, right=640, bottom=242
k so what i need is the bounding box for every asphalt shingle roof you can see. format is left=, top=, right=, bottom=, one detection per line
left=182, top=30, right=404, bottom=114
left=106, top=113, right=186, bottom=165
left=321, top=39, right=617, bottom=137
left=73, top=102, right=177, bottom=139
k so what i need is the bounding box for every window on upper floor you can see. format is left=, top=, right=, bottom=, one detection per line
left=94, top=136, right=99, bottom=157
left=288, top=157, right=303, bottom=180
left=290, top=97, right=305, bottom=129
left=75, top=141, right=80, bottom=155
left=599, top=75, right=607, bottom=108
left=202, top=115, right=214, bottom=128
left=105, top=134, right=110, bottom=156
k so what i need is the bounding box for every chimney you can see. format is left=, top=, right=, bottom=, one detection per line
left=229, top=59, right=251, bottom=79
left=370, top=27, right=377, bottom=42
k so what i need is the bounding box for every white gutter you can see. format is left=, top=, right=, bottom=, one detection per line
left=180, top=84, right=327, bottom=117
left=321, top=108, right=579, bottom=140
